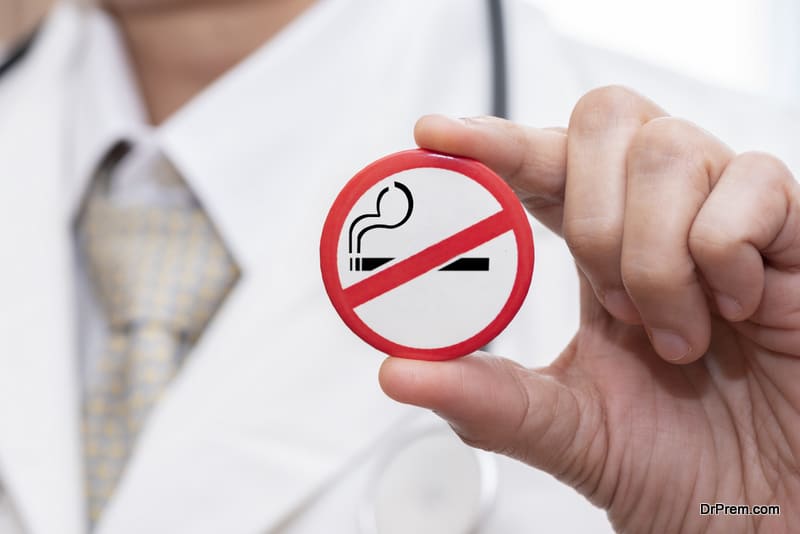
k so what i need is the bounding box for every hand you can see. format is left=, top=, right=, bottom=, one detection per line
left=379, top=86, right=800, bottom=533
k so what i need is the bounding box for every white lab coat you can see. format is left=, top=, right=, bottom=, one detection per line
left=0, top=1, right=798, bottom=533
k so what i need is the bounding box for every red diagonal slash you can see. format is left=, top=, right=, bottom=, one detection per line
left=343, top=210, right=513, bottom=308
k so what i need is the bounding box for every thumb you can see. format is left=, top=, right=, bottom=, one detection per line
left=379, top=354, right=600, bottom=481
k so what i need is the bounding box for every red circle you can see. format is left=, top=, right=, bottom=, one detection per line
left=320, top=149, right=534, bottom=361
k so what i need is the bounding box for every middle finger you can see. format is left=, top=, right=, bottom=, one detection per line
left=622, top=117, right=733, bottom=364
left=564, top=86, right=666, bottom=323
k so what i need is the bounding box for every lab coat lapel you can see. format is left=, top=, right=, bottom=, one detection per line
left=0, top=5, right=86, bottom=534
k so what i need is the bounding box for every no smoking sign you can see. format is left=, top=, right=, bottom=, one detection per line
left=320, top=149, right=534, bottom=361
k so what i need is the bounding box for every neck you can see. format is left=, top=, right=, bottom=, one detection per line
left=110, top=0, right=315, bottom=125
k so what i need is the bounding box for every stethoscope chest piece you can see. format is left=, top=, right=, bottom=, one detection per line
left=359, top=424, right=497, bottom=534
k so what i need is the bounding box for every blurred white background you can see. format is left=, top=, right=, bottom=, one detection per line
left=527, top=0, right=799, bottom=106
left=1, top=0, right=798, bottom=104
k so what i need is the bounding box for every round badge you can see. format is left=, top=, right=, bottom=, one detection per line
left=320, top=149, right=534, bottom=361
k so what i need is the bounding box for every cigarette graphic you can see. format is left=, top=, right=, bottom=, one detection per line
left=347, top=181, right=489, bottom=273
left=351, top=256, right=490, bottom=272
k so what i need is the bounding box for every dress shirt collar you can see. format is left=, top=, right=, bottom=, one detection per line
left=68, top=0, right=348, bottom=273
left=69, top=7, right=151, bottom=219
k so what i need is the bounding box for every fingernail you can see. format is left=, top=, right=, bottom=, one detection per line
left=650, top=328, right=692, bottom=362
left=602, top=289, right=641, bottom=324
left=714, top=292, right=742, bottom=320
left=458, top=115, right=492, bottom=126
left=429, top=115, right=465, bottom=127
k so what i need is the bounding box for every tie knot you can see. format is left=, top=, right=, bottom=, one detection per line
left=81, top=191, right=239, bottom=339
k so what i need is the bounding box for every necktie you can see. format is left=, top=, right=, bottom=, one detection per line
left=79, top=154, right=239, bottom=524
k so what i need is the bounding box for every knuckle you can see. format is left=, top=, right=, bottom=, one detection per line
left=734, top=151, right=795, bottom=185
left=569, top=85, right=645, bottom=135
left=563, top=216, right=622, bottom=265
left=621, top=252, right=694, bottom=295
left=688, top=220, right=738, bottom=263
left=629, top=117, right=707, bottom=177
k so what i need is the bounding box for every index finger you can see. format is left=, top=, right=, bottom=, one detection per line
left=414, top=115, right=567, bottom=234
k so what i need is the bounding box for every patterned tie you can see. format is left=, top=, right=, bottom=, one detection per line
left=79, top=153, right=239, bottom=524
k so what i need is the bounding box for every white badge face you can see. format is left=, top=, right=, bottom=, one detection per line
left=321, top=150, right=534, bottom=360
left=340, top=167, right=516, bottom=348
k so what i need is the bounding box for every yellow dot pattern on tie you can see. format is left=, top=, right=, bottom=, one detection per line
left=79, top=167, right=239, bottom=525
